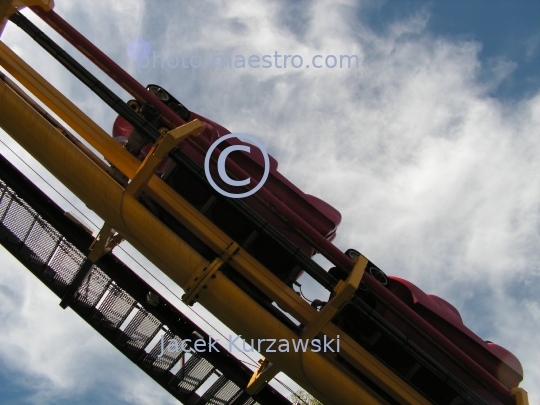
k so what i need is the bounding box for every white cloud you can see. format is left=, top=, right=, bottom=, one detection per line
left=0, top=0, right=538, bottom=403
left=0, top=254, right=180, bottom=405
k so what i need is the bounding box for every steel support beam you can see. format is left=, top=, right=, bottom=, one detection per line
left=0, top=64, right=401, bottom=405
left=0, top=43, right=435, bottom=405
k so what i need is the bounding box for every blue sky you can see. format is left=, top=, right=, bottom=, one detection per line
left=361, top=0, right=540, bottom=100
left=0, top=1, right=539, bottom=404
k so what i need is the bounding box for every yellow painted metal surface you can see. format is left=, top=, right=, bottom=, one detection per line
left=182, top=241, right=239, bottom=306
left=87, top=223, right=123, bottom=262
left=511, top=388, right=529, bottom=405
left=246, top=358, right=279, bottom=395
left=126, top=119, right=203, bottom=198
left=0, top=41, right=142, bottom=180
left=0, top=73, right=401, bottom=405
left=301, top=255, right=367, bottom=341
left=0, top=41, right=435, bottom=404
left=0, top=0, right=54, bottom=35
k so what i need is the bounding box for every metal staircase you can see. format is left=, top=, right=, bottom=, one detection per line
left=0, top=154, right=291, bottom=405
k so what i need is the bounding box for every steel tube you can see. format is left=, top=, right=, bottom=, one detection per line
left=26, top=7, right=356, bottom=273
left=0, top=36, right=513, bottom=400
left=0, top=68, right=393, bottom=405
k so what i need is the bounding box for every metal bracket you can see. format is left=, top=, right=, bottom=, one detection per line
left=87, top=223, right=123, bottom=262
left=244, top=257, right=367, bottom=394
left=125, top=119, right=204, bottom=198
left=60, top=223, right=122, bottom=309
left=0, top=0, right=53, bottom=36
left=245, top=357, right=279, bottom=395
left=300, top=255, right=368, bottom=340
left=182, top=241, right=240, bottom=306
left=511, top=388, right=529, bottom=405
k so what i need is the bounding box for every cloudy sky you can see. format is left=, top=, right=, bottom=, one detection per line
left=0, top=1, right=539, bottom=404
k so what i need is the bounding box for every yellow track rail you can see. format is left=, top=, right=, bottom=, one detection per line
left=0, top=3, right=528, bottom=400
left=0, top=41, right=440, bottom=404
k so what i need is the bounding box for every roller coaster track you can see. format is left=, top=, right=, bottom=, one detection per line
left=0, top=153, right=292, bottom=405
left=0, top=2, right=530, bottom=404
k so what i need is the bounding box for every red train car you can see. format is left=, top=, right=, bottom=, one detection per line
left=113, top=85, right=341, bottom=261
left=389, top=277, right=522, bottom=390
left=112, top=84, right=523, bottom=404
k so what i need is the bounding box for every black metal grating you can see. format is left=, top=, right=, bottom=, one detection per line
left=0, top=213, right=23, bottom=244
left=196, top=375, right=241, bottom=405
left=22, top=218, right=62, bottom=265
left=144, top=330, right=185, bottom=373
left=46, top=239, right=85, bottom=285
left=120, top=308, right=162, bottom=351
left=76, top=267, right=111, bottom=307
left=94, top=284, right=136, bottom=329
left=240, top=400, right=260, bottom=405
left=0, top=192, right=36, bottom=242
left=173, top=353, right=215, bottom=393
left=0, top=181, right=87, bottom=289
left=0, top=186, right=11, bottom=218
left=0, top=160, right=292, bottom=405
